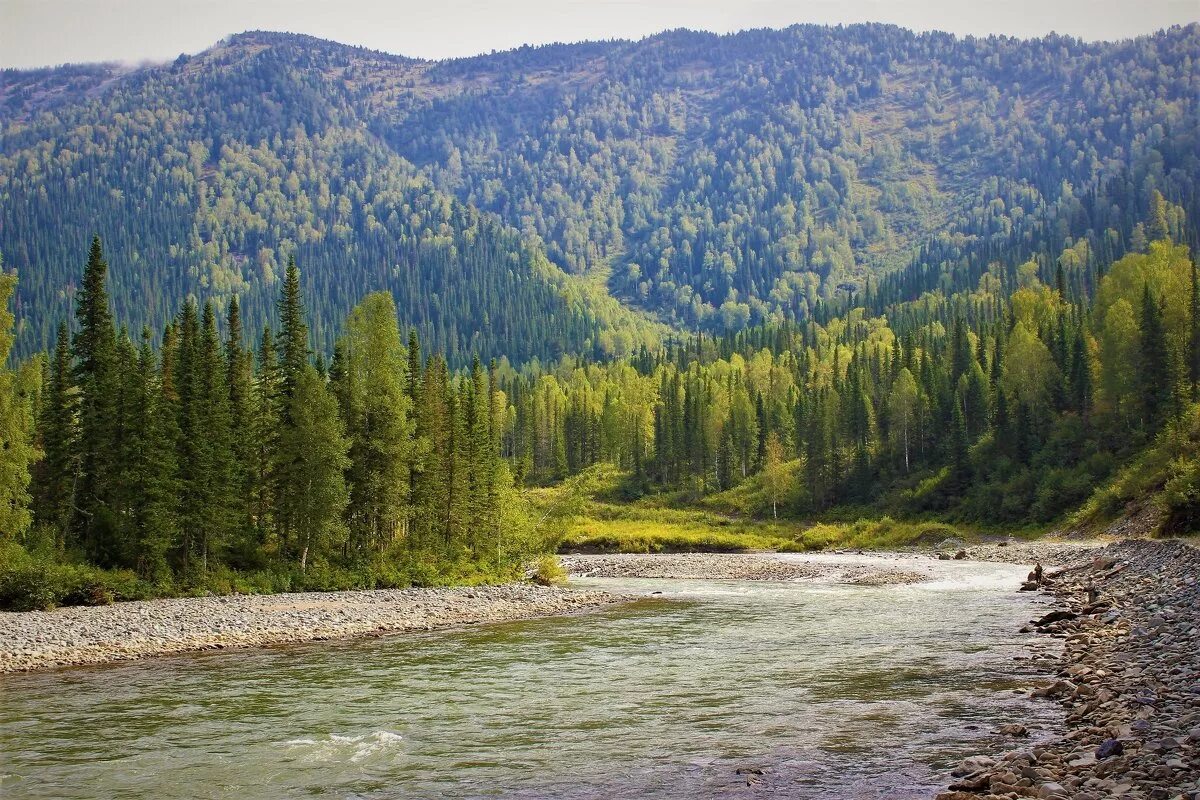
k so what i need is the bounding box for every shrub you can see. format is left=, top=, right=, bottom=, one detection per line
left=531, top=555, right=568, bottom=586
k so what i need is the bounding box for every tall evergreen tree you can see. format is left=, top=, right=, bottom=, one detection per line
left=338, top=292, right=413, bottom=555
left=1138, top=283, right=1170, bottom=429
left=225, top=296, right=255, bottom=545
left=1190, top=257, right=1199, bottom=400
left=33, top=322, right=76, bottom=543
left=71, top=236, right=121, bottom=556
left=276, top=365, right=350, bottom=571
left=277, top=256, right=309, bottom=402
left=0, top=272, right=38, bottom=539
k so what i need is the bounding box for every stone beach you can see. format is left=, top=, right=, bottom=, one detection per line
left=938, top=539, right=1200, bottom=800
left=0, top=583, right=624, bottom=673
left=561, top=551, right=936, bottom=584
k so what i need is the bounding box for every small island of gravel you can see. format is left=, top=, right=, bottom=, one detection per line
left=0, top=583, right=625, bottom=673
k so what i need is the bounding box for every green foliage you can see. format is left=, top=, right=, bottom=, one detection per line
left=0, top=269, right=39, bottom=538
left=3, top=26, right=1196, bottom=361
left=8, top=240, right=543, bottom=611
left=1073, top=402, right=1200, bottom=534
left=531, top=555, right=568, bottom=586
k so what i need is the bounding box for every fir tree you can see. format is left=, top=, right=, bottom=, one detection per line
left=278, top=256, right=309, bottom=402
left=33, top=322, right=76, bottom=543
left=1138, top=283, right=1170, bottom=429
left=71, top=236, right=121, bottom=556
left=225, top=296, right=255, bottom=545
left=276, top=365, right=350, bottom=571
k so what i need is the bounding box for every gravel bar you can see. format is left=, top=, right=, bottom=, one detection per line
left=0, top=583, right=625, bottom=673
left=561, top=551, right=935, bottom=584
left=937, top=539, right=1200, bottom=800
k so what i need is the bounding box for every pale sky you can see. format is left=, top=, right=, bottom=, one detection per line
left=2, top=0, right=1196, bottom=69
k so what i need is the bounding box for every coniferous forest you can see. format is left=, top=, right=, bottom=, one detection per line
left=0, top=23, right=1198, bottom=609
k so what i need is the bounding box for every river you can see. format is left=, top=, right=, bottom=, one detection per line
left=0, top=557, right=1060, bottom=799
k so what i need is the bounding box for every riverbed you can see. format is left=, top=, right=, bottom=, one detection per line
left=0, top=556, right=1062, bottom=800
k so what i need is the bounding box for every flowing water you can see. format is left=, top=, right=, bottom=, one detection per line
left=0, top=557, right=1061, bottom=799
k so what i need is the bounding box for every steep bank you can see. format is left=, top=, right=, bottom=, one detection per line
left=938, top=539, right=1199, bottom=800
left=0, top=584, right=624, bottom=673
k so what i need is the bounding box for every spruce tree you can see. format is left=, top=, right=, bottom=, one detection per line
left=276, top=365, right=350, bottom=571
left=1138, top=283, right=1170, bottom=429
left=1190, top=258, right=1199, bottom=400
left=33, top=322, right=76, bottom=543
left=71, top=236, right=121, bottom=556
left=251, top=327, right=283, bottom=542
left=225, top=296, right=255, bottom=545
left=125, top=329, right=179, bottom=579
left=278, top=256, right=309, bottom=402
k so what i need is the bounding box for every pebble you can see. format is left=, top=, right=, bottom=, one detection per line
left=0, top=584, right=627, bottom=672
left=936, top=539, right=1200, bottom=800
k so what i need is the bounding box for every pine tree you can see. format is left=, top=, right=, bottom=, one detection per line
left=71, top=236, right=121, bottom=556
left=1138, top=283, right=1170, bottom=429
left=276, top=365, right=350, bottom=572
left=33, top=322, right=76, bottom=543
left=225, top=296, right=255, bottom=546
left=278, top=256, right=309, bottom=403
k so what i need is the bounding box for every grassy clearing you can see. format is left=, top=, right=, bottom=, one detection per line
left=560, top=505, right=988, bottom=553
left=544, top=465, right=993, bottom=554
left=544, top=466, right=989, bottom=554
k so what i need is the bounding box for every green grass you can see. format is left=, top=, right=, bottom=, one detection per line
left=558, top=499, right=984, bottom=554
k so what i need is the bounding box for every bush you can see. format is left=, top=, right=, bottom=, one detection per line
left=531, top=555, right=568, bottom=586
left=0, top=565, right=60, bottom=611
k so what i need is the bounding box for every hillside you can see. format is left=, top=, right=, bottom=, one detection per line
left=1, top=24, right=1198, bottom=359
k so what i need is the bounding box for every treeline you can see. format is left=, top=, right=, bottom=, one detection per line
left=9, top=238, right=538, bottom=593
left=502, top=233, right=1200, bottom=532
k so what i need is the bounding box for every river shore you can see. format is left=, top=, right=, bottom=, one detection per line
left=561, top=551, right=936, bottom=584
left=938, top=539, right=1200, bottom=800
left=0, top=583, right=625, bottom=673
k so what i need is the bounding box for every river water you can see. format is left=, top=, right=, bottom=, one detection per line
left=0, top=557, right=1061, bottom=799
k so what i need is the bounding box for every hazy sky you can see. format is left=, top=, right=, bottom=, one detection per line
left=2, top=0, right=1196, bottom=69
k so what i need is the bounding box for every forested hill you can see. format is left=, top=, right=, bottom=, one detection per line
left=2, top=23, right=1198, bottom=360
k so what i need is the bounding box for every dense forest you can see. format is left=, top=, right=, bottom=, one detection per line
left=0, top=215, right=1196, bottom=607
left=1, top=239, right=552, bottom=608
left=0, top=24, right=1198, bottom=609
left=499, top=209, right=1199, bottom=533
left=2, top=24, right=1197, bottom=359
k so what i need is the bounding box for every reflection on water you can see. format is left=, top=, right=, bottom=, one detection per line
left=0, top=558, right=1061, bottom=799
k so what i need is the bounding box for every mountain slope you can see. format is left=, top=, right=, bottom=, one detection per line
left=1, top=24, right=1197, bottom=358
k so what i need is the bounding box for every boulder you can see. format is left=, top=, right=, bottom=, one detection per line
left=999, top=723, right=1029, bottom=737
left=1037, top=782, right=1067, bottom=799
left=1034, top=609, right=1078, bottom=627
left=952, top=755, right=996, bottom=776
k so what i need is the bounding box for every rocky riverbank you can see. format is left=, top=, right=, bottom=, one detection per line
left=561, top=551, right=934, bottom=584
left=0, top=584, right=625, bottom=673
left=938, top=539, right=1200, bottom=800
